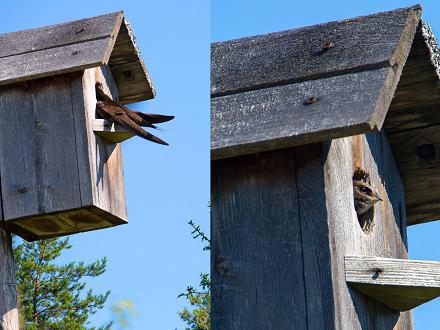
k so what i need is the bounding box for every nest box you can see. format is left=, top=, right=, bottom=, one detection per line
left=211, top=5, right=440, bottom=329
left=0, top=12, right=154, bottom=241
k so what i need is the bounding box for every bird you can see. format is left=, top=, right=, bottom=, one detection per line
left=353, top=180, right=382, bottom=216
left=95, top=82, right=174, bottom=145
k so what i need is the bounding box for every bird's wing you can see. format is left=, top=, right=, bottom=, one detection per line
left=96, top=102, right=168, bottom=145
left=133, top=112, right=175, bottom=124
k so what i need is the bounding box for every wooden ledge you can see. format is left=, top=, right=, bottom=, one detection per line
left=93, top=119, right=134, bottom=143
left=345, top=255, right=440, bottom=311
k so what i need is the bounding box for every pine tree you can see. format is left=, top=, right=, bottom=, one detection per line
left=14, top=237, right=111, bottom=330
left=178, top=220, right=211, bottom=330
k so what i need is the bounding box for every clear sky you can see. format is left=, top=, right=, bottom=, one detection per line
left=0, top=0, right=209, bottom=329
left=212, top=0, right=440, bottom=329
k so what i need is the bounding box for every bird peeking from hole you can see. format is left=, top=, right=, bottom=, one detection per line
left=95, top=82, right=174, bottom=145
left=353, top=180, right=382, bottom=216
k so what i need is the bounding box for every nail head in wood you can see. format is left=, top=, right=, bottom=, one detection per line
left=303, top=96, right=319, bottom=105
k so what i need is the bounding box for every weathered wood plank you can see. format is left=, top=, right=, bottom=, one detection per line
left=82, top=66, right=128, bottom=221
left=0, top=12, right=122, bottom=59
left=324, top=132, right=410, bottom=329
left=345, top=255, right=440, bottom=311
left=109, top=21, right=140, bottom=65
left=386, top=124, right=440, bottom=225
left=212, top=67, right=397, bottom=160
left=93, top=119, right=135, bottom=143
left=110, top=60, right=155, bottom=104
left=0, top=75, right=82, bottom=220
left=0, top=38, right=110, bottom=86
left=211, top=150, right=307, bottom=329
left=295, top=144, right=335, bottom=329
left=0, top=229, right=19, bottom=330
left=211, top=5, right=421, bottom=96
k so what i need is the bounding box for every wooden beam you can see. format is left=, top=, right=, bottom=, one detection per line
left=212, top=67, right=397, bottom=160
left=0, top=12, right=122, bottom=59
left=345, top=255, right=440, bottom=311
left=0, top=228, right=19, bottom=329
left=211, top=5, right=421, bottom=97
left=0, top=38, right=110, bottom=86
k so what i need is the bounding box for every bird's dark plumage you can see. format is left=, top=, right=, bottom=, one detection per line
left=95, top=82, right=174, bottom=145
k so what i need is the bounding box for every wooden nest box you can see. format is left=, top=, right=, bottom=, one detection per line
left=211, top=5, right=440, bottom=329
left=0, top=12, right=154, bottom=241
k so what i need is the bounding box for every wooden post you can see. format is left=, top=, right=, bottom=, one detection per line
left=0, top=228, right=19, bottom=330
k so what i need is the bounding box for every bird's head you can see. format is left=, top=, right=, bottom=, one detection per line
left=353, top=180, right=382, bottom=204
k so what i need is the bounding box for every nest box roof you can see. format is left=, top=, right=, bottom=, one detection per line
left=0, top=12, right=154, bottom=104
left=211, top=5, right=440, bottom=225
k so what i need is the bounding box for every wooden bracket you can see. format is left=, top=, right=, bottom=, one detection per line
left=345, top=255, right=440, bottom=311
left=93, top=119, right=134, bottom=143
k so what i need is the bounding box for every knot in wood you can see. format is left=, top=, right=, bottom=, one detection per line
left=303, top=96, right=319, bottom=105
left=122, top=70, right=133, bottom=79
left=215, top=256, right=230, bottom=276
left=72, top=50, right=80, bottom=55
left=321, top=41, right=334, bottom=51
left=417, top=144, right=437, bottom=161
left=75, top=27, right=85, bottom=34
left=17, top=186, right=28, bottom=194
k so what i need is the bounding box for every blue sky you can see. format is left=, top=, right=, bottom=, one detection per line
left=0, top=0, right=209, bottom=329
left=212, top=0, right=440, bottom=329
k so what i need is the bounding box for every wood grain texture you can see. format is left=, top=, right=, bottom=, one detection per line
left=109, top=20, right=155, bottom=104
left=110, top=60, right=155, bottom=104
left=211, top=131, right=412, bottom=329
left=387, top=124, right=440, bottom=225
left=345, top=255, right=440, bottom=311
left=382, top=22, right=440, bottom=225
left=0, top=75, right=82, bottom=220
left=0, top=12, right=122, bottom=59
left=93, top=119, right=135, bottom=143
left=0, top=13, right=154, bottom=104
left=82, top=66, right=128, bottom=221
left=212, top=67, right=397, bottom=160
left=0, top=38, right=110, bottom=87
left=211, top=5, right=421, bottom=96
left=323, top=132, right=411, bottom=329
left=0, top=228, right=19, bottom=330
left=211, top=149, right=309, bottom=329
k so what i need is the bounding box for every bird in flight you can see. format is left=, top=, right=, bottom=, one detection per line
left=95, top=82, right=174, bottom=145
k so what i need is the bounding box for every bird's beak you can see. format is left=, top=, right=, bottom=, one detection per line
left=376, top=195, right=383, bottom=202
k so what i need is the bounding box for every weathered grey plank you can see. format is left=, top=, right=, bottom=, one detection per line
left=211, top=5, right=421, bottom=96
left=0, top=38, right=110, bottom=86
left=386, top=124, right=440, bottom=225
left=109, top=20, right=155, bottom=104
left=295, top=144, right=336, bottom=329
left=0, top=11, right=122, bottom=59
left=0, top=228, right=19, bottom=330
left=110, top=60, right=155, bottom=104
left=70, top=72, right=94, bottom=208
left=0, top=83, right=40, bottom=218
left=345, top=255, right=440, bottom=311
left=212, top=67, right=396, bottom=160
left=323, top=132, right=410, bottom=329
left=82, top=66, right=128, bottom=221
left=211, top=150, right=307, bottom=329
left=0, top=75, right=82, bottom=220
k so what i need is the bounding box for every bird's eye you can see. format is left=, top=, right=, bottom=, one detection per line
left=360, top=186, right=371, bottom=194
